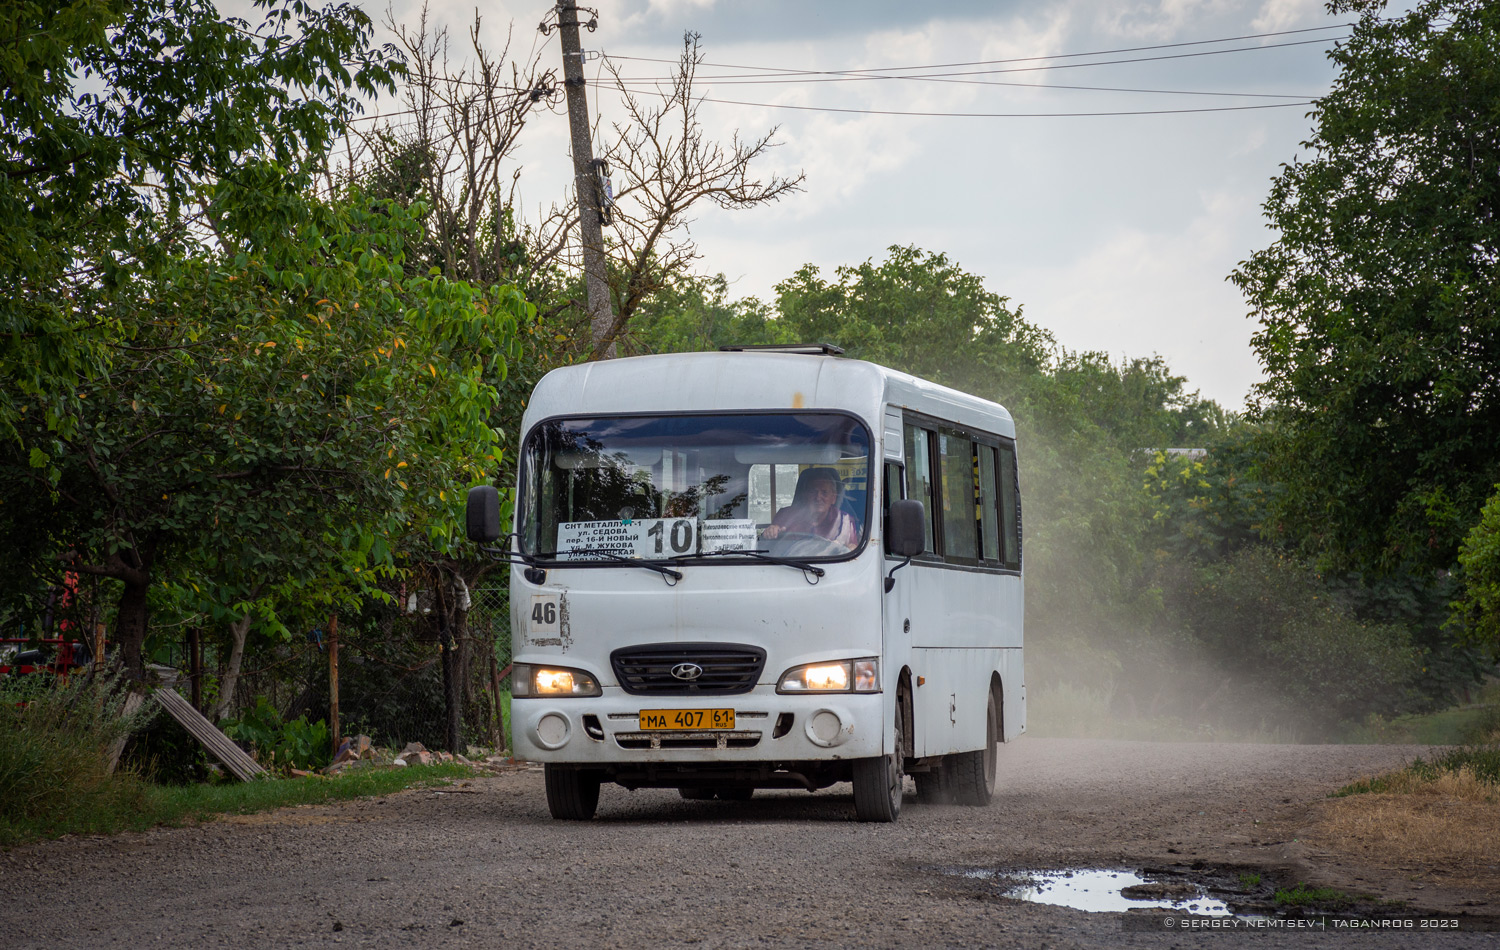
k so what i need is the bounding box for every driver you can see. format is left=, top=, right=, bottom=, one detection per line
left=761, top=467, right=858, bottom=552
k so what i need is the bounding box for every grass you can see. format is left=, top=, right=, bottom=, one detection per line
left=1316, top=740, right=1500, bottom=888
left=1334, top=744, right=1500, bottom=797
left=1344, top=679, right=1500, bottom=745
left=1, top=672, right=480, bottom=847
left=1, top=672, right=154, bottom=845
left=1274, top=883, right=1352, bottom=909
left=0, top=763, right=474, bottom=847
left=1237, top=872, right=1262, bottom=888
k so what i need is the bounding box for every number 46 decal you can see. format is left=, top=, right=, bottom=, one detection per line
left=529, top=594, right=561, bottom=634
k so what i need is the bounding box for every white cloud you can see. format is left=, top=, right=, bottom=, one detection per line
left=1099, top=0, right=1236, bottom=40
left=1252, top=0, right=1321, bottom=33
left=1008, top=190, right=1264, bottom=408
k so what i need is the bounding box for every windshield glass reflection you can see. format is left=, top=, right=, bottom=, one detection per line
left=519, top=413, right=871, bottom=562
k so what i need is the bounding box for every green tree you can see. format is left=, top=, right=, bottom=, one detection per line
left=0, top=195, right=526, bottom=677
left=1454, top=486, right=1500, bottom=657
left=1231, top=0, right=1500, bottom=576
left=0, top=0, right=399, bottom=450
left=772, top=245, right=1054, bottom=404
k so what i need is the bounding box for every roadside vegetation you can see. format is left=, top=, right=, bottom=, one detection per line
left=1319, top=709, right=1500, bottom=888
left=0, top=672, right=474, bottom=847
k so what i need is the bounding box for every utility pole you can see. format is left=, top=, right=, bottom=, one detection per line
left=555, top=0, right=616, bottom=358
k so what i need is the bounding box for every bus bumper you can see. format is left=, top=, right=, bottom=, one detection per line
left=511, top=689, right=887, bottom=765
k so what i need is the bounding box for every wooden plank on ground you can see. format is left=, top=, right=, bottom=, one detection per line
left=153, top=688, right=266, bottom=782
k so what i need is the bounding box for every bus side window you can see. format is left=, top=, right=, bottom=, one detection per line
left=903, top=423, right=936, bottom=553
left=978, top=444, right=1001, bottom=562
left=939, top=430, right=978, bottom=562
left=999, top=442, right=1021, bottom=569
left=884, top=461, right=905, bottom=507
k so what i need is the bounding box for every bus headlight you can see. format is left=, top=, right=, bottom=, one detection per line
left=513, top=663, right=602, bottom=697
left=777, top=658, right=879, bottom=693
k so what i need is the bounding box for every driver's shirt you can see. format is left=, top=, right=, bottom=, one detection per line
left=770, top=506, right=859, bottom=552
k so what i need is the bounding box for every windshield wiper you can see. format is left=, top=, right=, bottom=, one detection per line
left=549, top=548, right=684, bottom=582
left=683, top=548, right=826, bottom=578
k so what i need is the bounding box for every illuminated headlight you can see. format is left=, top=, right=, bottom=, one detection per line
left=777, top=658, right=879, bottom=694
left=513, top=663, right=601, bottom=697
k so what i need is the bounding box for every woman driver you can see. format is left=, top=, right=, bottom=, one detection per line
left=761, top=467, right=859, bottom=552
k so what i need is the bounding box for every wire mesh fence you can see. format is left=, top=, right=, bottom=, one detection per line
left=4, top=575, right=517, bottom=768
left=186, top=586, right=514, bottom=755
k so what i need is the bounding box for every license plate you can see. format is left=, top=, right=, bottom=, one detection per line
left=638, top=708, right=735, bottom=731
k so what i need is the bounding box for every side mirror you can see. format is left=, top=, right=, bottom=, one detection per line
left=885, top=499, right=925, bottom=559
left=466, top=485, right=501, bottom=543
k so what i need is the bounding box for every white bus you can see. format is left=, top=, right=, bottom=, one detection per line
left=467, top=344, right=1024, bottom=821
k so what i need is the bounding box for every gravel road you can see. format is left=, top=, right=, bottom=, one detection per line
left=6, top=739, right=1497, bottom=949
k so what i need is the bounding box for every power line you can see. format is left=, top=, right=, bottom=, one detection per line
left=609, top=36, right=1345, bottom=86
left=684, top=98, right=1316, bottom=118
left=606, top=76, right=1311, bottom=101
left=604, top=23, right=1353, bottom=76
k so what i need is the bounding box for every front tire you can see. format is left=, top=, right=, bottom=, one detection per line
left=545, top=765, right=601, bottom=820
left=949, top=687, right=999, bottom=806
left=853, top=697, right=905, bottom=822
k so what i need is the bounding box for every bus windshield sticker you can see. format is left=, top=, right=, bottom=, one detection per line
left=556, top=519, right=659, bottom=558
left=555, top=518, right=757, bottom=558
left=699, top=519, right=758, bottom=553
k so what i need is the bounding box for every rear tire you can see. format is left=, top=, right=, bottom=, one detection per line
left=949, top=687, right=1000, bottom=806
left=914, top=763, right=951, bottom=804
left=545, top=765, right=601, bottom=820
left=716, top=787, right=754, bottom=802
left=853, top=696, right=905, bottom=822
left=678, top=787, right=715, bottom=801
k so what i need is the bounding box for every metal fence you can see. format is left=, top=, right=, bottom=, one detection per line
left=204, top=586, right=514, bottom=754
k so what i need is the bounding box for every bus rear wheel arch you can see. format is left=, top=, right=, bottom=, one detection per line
left=948, top=677, right=1001, bottom=806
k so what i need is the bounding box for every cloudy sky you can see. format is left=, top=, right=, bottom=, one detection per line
left=352, top=0, right=1376, bottom=411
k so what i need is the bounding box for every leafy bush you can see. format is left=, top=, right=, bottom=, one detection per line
left=1455, top=485, right=1500, bottom=659
left=222, top=696, right=331, bottom=771
left=1158, top=546, right=1422, bottom=731
left=0, top=672, right=154, bottom=833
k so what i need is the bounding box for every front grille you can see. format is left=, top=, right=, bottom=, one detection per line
left=615, top=731, right=763, bottom=750
left=610, top=643, right=766, bottom=696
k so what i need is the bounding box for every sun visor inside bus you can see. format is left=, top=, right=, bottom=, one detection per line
left=732, top=444, right=846, bottom=465
left=553, top=448, right=664, bottom=469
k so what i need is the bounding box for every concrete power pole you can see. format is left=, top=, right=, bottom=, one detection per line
left=556, top=0, right=616, bottom=358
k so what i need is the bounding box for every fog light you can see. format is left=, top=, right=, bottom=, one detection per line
left=805, top=708, right=851, bottom=748
left=534, top=712, right=570, bottom=749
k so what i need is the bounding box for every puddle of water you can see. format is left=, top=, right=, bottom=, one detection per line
left=954, top=868, right=1233, bottom=916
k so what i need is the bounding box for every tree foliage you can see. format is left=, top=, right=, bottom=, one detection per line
left=1232, top=0, right=1500, bottom=576
left=0, top=0, right=400, bottom=450
left=1455, top=485, right=1500, bottom=657
left=0, top=194, right=526, bottom=676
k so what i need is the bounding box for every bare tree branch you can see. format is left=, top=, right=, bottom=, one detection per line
left=594, top=32, right=805, bottom=355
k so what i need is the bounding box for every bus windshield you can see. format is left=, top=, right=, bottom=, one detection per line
left=519, top=413, right=872, bottom=562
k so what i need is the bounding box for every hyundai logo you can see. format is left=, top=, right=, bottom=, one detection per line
left=670, top=662, right=704, bottom=681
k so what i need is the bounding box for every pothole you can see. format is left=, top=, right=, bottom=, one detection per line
left=945, top=867, right=1234, bottom=916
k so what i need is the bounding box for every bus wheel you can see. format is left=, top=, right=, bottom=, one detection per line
left=914, top=763, right=951, bottom=804
left=950, top=688, right=999, bottom=806
left=545, top=765, right=601, bottom=820
left=852, top=702, right=905, bottom=822
left=678, top=787, right=715, bottom=800
left=715, top=787, right=754, bottom=802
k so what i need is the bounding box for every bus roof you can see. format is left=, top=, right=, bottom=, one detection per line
left=524, top=352, right=1015, bottom=439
